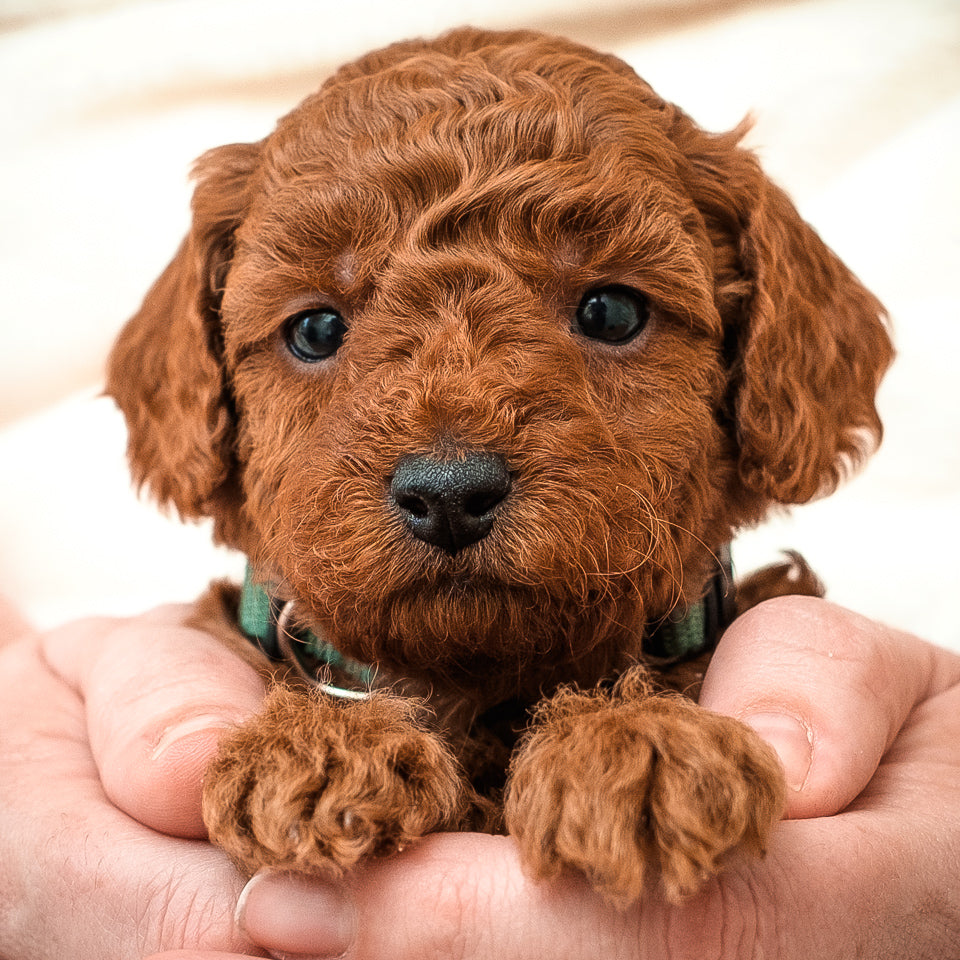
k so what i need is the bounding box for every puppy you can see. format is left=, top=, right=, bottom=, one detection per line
left=107, top=27, right=893, bottom=904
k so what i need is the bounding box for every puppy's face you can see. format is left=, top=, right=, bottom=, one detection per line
left=109, top=30, right=892, bottom=693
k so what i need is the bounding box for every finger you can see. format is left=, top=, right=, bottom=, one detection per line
left=145, top=953, right=258, bottom=959
left=0, top=636, right=262, bottom=960
left=238, top=808, right=959, bottom=960
left=42, top=606, right=266, bottom=837
left=698, top=595, right=946, bottom=818
left=231, top=831, right=856, bottom=960
left=237, top=834, right=649, bottom=960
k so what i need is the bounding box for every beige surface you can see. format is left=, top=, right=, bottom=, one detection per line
left=1, top=0, right=958, bottom=648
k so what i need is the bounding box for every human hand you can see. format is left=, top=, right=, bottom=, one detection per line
left=155, top=597, right=960, bottom=960
left=3, top=597, right=957, bottom=959
left=0, top=605, right=268, bottom=960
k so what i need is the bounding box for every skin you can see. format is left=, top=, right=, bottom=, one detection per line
left=0, top=596, right=957, bottom=960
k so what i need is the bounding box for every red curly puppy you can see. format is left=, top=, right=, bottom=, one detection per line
left=107, top=28, right=892, bottom=905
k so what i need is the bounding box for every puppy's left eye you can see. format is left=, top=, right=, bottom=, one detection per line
left=284, top=308, right=347, bottom=362
left=576, top=286, right=649, bottom=343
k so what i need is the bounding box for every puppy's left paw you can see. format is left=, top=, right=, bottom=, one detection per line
left=202, top=685, right=465, bottom=877
left=504, top=673, right=785, bottom=905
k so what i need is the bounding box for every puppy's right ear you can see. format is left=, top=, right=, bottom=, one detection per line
left=107, top=142, right=261, bottom=521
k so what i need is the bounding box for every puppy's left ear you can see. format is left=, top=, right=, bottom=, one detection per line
left=735, top=174, right=893, bottom=503
left=677, top=122, right=894, bottom=505
left=107, top=142, right=261, bottom=525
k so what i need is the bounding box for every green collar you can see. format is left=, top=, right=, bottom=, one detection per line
left=239, top=567, right=375, bottom=694
left=643, top=599, right=711, bottom=661
left=643, top=546, right=733, bottom=662
left=239, top=549, right=730, bottom=687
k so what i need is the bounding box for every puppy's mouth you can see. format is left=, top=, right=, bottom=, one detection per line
left=322, top=577, right=635, bottom=694
left=273, top=446, right=653, bottom=689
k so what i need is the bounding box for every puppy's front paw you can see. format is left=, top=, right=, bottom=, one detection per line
left=504, top=672, right=785, bottom=905
left=203, top=686, right=465, bottom=876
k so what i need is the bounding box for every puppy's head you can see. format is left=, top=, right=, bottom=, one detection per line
left=108, top=29, right=892, bottom=692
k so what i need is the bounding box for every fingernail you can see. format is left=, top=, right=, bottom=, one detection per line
left=150, top=714, right=235, bottom=761
left=744, top=712, right=813, bottom=793
left=236, top=870, right=357, bottom=960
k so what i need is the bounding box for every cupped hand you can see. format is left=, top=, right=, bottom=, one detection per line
left=154, top=598, right=960, bottom=960
left=3, top=597, right=958, bottom=960
left=0, top=606, right=266, bottom=960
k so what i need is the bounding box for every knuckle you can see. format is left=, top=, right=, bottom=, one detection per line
left=657, top=867, right=786, bottom=960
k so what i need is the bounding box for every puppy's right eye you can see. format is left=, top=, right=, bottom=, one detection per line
left=284, top=308, right=347, bottom=362
left=576, top=286, right=649, bottom=344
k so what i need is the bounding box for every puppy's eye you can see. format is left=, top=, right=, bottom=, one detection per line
left=576, top=287, right=649, bottom=343
left=284, top=308, right=347, bottom=362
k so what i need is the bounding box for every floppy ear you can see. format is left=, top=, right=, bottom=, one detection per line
left=733, top=172, right=893, bottom=503
left=107, top=141, right=261, bottom=522
left=674, top=119, right=894, bottom=504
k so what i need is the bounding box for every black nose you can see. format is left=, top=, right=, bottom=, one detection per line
left=390, top=453, right=511, bottom=555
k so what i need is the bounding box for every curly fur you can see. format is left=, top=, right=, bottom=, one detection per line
left=203, top=687, right=465, bottom=873
left=107, top=28, right=892, bottom=903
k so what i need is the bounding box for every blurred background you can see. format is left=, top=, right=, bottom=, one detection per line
left=1, top=0, right=957, bottom=649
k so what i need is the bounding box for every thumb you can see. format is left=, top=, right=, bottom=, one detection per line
left=43, top=605, right=266, bottom=837
left=698, top=596, right=934, bottom=818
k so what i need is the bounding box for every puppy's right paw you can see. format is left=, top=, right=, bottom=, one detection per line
left=202, top=686, right=465, bottom=876
left=505, top=673, right=785, bottom=905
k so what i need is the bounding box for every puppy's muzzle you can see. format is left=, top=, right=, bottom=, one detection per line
left=390, top=452, right=511, bottom=555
